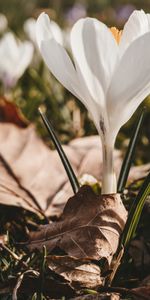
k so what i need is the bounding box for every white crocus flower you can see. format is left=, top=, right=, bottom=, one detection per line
left=36, top=10, right=150, bottom=194
left=24, top=17, right=63, bottom=47
left=0, top=32, right=34, bottom=89
left=0, top=13, right=8, bottom=33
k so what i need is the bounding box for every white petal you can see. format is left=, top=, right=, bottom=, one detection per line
left=15, top=41, right=34, bottom=79
left=36, top=13, right=83, bottom=101
left=120, top=10, right=149, bottom=55
left=0, top=13, right=8, bottom=33
left=36, top=13, right=63, bottom=47
left=0, top=32, right=33, bottom=87
left=107, top=32, right=150, bottom=136
left=24, top=18, right=36, bottom=44
left=70, top=18, right=118, bottom=106
left=0, top=32, right=19, bottom=61
left=147, top=13, right=150, bottom=29
left=40, top=38, right=102, bottom=132
left=36, top=13, right=54, bottom=48
left=50, top=20, right=63, bottom=45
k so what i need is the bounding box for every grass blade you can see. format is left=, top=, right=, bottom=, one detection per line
left=117, top=108, right=146, bottom=193
left=39, top=108, right=80, bottom=194
left=120, top=171, right=150, bottom=249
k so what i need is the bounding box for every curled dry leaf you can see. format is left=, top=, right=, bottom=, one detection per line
left=28, top=186, right=127, bottom=263
left=48, top=255, right=102, bottom=289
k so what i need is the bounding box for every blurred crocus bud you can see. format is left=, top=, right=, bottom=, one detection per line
left=24, top=18, right=37, bottom=45
left=24, top=17, right=63, bottom=47
left=0, top=32, right=33, bottom=89
left=0, top=13, right=8, bottom=33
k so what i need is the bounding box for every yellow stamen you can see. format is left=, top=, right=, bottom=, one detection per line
left=110, top=27, right=122, bottom=44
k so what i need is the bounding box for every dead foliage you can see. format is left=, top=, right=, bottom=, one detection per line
left=28, top=186, right=127, bottom=264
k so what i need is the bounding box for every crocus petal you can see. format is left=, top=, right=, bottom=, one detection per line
left=70, top=18, right=118, bottom=106
left=0, top=32, right=19, bottom=61
left=50, top=20, right=63, bottom=45
left=25, top=17, right=63, bottom=46
left=15, top=41, right=34, bottom=79
left=147, top=13, right=150, bottom=28
left=24, top=18, right=37, bottom=44
left=36, top=13, right=85, bottom=102
left=119, top=10, right=150, bottom=55
left=0, top=13, right=8, bottom=33
left=36, top=13, right=54, bottom=48
left=107, top=32, right=150, bottom=137
left=0, top=32, right=33, bottom=88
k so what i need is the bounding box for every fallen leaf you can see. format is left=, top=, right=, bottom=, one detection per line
left=0, top=152, right=42, bottom=214
left=28, top=186, right=127, bottom=264
left=0, top=123, right=148, bottom=217
left=0, top=275, right=75, bottom=299
left=129, top=237, right=150, bottom=274
left=0, top=97, right=28, bottom=127
left=0, top=123, right=81, bottom=216
left=131, top=286, right=150, bottom=300
left=128, top=163, right=150, bottom=183
left=141, top=275, right=150, bottom=286
left=48, top=255, right=102, bottom=289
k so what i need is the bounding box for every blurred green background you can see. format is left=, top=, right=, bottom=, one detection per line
left=1, top=0, right=150, bottom=30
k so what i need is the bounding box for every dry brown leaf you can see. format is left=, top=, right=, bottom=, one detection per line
left=28, top=186, right=127, bottom=263
left=131, top=286, right=150, bottom=300
left=0, top=276, right=75, bottom=299
left=128, top=163, right=150, bottom=183
left=0, top=122, right=148, bottom=217
left=141, top=275, right=150, bottom=286
left=0, top=97, right=28, bottom=127
left=0, top=123, right=81, bottom=216
left=48, top=255, right=102, bottom=289
left=129, top=237, right=150, bottom=272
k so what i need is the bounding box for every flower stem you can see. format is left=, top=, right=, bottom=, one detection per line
left=101, top=141, right=116, bottom=194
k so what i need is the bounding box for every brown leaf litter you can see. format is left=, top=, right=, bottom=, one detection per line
left=47, top=255, right=102, bottom=289
left=0, top=123, right=149, bottom=218
left=0, top=96, right=28, bottom=127
left=28, top=186, right=127, bottom=264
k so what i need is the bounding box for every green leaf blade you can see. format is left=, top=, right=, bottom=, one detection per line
left=117, top=108, right=146, bottom=193
left=120, top=171, right=150, bottom=249
left=39, top=108, right=80, bottom=194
